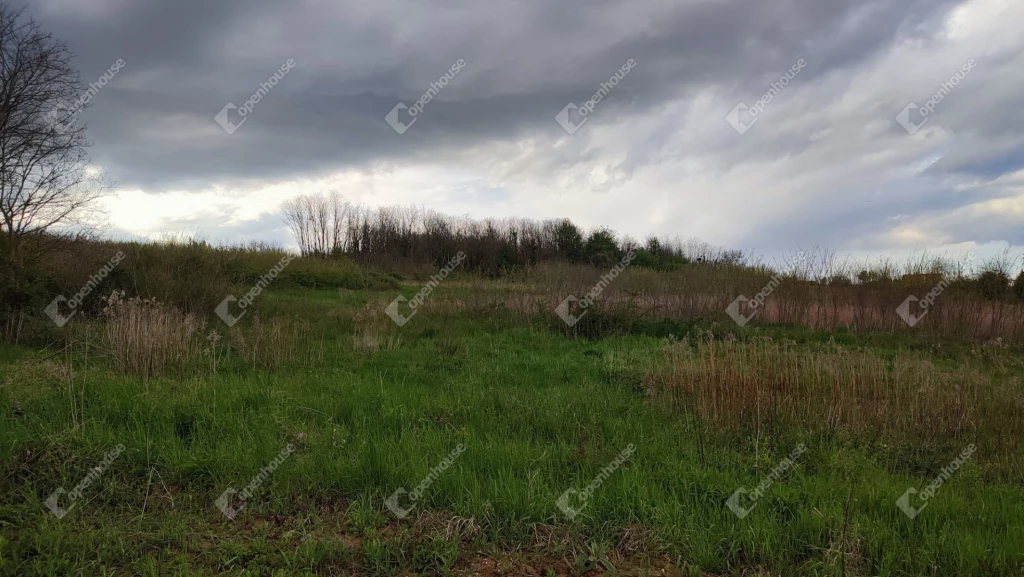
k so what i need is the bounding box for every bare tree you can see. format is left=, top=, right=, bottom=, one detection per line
left=0, top=6, right=107, bottom=259
left=282, top=190, right=350, bottom=257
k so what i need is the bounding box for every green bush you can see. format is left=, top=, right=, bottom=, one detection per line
left=631, top=249, right=689, bottom=271
left=585, top=228, right=620, bottom=267
left=554, top=219, right=586, bottom=263
left=630, top=249, right=660, bottom=269
left=977, top=269, right=1010, bottom=301
left=1014, top=271, right=1024, bottom=301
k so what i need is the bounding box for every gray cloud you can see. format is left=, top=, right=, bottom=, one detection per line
left=25, top=0, right=1024, bottom=258
left=30, top=0, right=959, bottom=185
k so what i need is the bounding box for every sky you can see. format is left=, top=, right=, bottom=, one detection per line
left=27, top=0, right=1024, bottom=267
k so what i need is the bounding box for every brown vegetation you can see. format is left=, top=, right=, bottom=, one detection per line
left=652, top=334, right=981, bottom=439
left=100, top=291, right=204, bottom=378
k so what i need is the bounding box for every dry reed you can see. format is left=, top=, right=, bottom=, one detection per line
left=227, top=315, right=313, bottom=369
left=423, top=262, right=1024, bottom=341
left=651, top=333, right=982, bottom=441
left=101, top=291, right=203, bottom=377
left=352, top=302, right=401, bottom=352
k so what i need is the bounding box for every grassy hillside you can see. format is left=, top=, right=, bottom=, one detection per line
left=1, top=241, right=1023, bottom=575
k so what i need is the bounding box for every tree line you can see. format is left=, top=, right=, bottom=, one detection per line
left=281, top=191, right=743, bottom=274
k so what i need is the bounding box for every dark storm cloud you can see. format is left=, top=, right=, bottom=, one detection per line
left=28, top=0, right=964, bottom=191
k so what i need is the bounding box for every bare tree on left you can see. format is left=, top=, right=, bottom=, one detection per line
left=0, top=5, right=108, bottom=260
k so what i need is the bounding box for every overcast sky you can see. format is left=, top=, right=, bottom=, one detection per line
left=27, top=0, right=1024, bottom=265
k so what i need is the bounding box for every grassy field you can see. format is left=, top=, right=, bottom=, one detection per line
left=3, top=269, right=1024, bottom=575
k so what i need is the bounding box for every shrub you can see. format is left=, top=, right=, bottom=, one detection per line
left=977, top=269, right=1010, bottom=301
left=631, top=249, right=689, bottom=271
left=630, top=249, right=660, bottom=269
left=1014, top=271, right=1024, bottom=301
left=585, top=228, right=620, bottom=267
left=554, top=219, right=586, bottom=263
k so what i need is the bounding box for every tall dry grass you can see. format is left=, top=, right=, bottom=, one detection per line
left=227, top=315, right=318, bottom=369
left=100, top=291, right=204, bottom=378
left=425, top=259, right=1024, bottom=341
left=99, top=294, right=324, bottom=375
left=647, top=334, right=1023, bottom=451
left=351, top=302, right=402, bottom=352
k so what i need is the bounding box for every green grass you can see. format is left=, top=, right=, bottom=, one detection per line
left=2, top=286, right=1023, bottom=575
